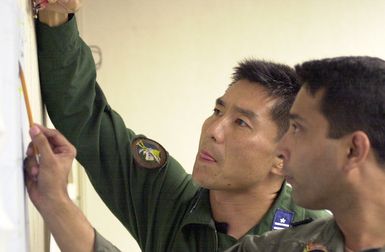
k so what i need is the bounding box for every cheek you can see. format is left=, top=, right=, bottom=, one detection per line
left=290, top=136, right=316, bottom=163
left=225, top=141, right=256, bottom=165
left=301, top=146, right=337, bottom=181
left=199, top=119, right=210, bottom=136
left=226, top=141, right=275, bottom=175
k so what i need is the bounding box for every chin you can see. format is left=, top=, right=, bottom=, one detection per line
left=192, top=174, right=213, bottom=189
left=193, top=179, right=210, bottom=189
left=192, top=172, right=205, bottom=185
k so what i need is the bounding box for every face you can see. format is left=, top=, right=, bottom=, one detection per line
left=192, top=80, right=282, bottom=192
left=278, top=87, right=346, bottom=209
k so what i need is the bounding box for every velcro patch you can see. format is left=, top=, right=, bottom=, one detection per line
left=131, top=137, right=167, bottom=169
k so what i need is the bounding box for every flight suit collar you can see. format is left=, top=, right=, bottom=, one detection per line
left=308, top=217, right=345, bottom=251
left=245, top=182, right=302, bottom=234
left=181, top=182, right=296, bottom=232
left=182, top=188, right=213, bottom=228
left=310, top=218, right=385, bottom=252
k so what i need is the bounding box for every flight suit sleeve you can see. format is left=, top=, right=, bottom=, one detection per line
left=36, top=15, right=197, bottom=250
left=94, top=229, right=122, bottom=252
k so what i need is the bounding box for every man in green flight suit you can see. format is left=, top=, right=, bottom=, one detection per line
left=226, top=56, right=385, bottom=252
left=28, top=0, right=328, bottom=251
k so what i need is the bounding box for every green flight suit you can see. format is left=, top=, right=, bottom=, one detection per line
left=36, top=15, right=329, bottom=252
left=226, top=216, right=385, bottom=252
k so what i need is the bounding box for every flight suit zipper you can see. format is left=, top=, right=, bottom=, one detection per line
left=213, top=226, right=218, bottom=252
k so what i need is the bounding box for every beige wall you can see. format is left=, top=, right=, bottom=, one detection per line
left=76, top=1, right=385, bottom=251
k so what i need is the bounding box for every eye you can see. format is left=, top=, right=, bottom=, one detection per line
left=235, top=118, right=249, bottom=128
left=291, top=122, right=299, bottom=134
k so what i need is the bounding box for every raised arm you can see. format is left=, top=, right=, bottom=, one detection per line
left=35, top=2, right=195, bottom=250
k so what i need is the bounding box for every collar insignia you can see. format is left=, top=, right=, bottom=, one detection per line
left=272, top=209, right=294, bottom=230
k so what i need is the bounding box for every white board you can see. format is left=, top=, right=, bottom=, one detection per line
left=0, top=0, right=43, bottom=251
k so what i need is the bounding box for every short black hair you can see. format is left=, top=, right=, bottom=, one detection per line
left=231, top=59, right=301, bottom=139
left=295, top=56, right=385, bottom=164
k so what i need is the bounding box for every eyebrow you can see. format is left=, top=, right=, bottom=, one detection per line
left=289, top=113, right=306, bottom=122
left=216, top=98, right=225, bottom=107
left=216, top=98, right=258, bottom=120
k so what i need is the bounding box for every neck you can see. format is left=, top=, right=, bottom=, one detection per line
left=333, top=179, right=385, bottom=251
left=210, top=180, right=283, bottom=239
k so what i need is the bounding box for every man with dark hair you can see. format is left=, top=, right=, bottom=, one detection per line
left=227, top=56, right=385, bottom=252
left=27, top=1, right=327, bottom=251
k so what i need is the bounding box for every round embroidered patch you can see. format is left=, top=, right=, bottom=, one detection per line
left=303, top=242, right=329, bottom=252
left=131, top=137, right=167, bottom=169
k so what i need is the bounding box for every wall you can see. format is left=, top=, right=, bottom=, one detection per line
left=1, top=0, right=45, bottom=251
left=76, top=1, right=385, bottom=251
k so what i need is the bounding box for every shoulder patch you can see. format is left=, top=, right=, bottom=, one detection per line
left=131, top=137, right=168, bottom=169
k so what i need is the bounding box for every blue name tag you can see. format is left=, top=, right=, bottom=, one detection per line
left=271, top=209, right=294, bottom=230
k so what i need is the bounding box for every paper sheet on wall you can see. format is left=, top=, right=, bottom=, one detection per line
left=0, top=0, right=28, bottom=251
left=0, top=103, right=5, bottom=154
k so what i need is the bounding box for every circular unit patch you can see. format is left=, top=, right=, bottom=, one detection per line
left=131, top=137, right=167, bottom=169
left=303, top=242, right=329, bottom=252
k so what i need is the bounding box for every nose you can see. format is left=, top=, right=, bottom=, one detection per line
left=204, top=116, right=226, bottom=144
left=277, top=132, right=290, bottom=163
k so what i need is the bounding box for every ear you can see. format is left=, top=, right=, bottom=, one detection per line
left=344, top=131, right=370, bottom=171
left=271, top=156, right=284, bottom=176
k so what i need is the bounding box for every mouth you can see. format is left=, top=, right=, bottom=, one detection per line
left=199, top=150, right=217, bottom=162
